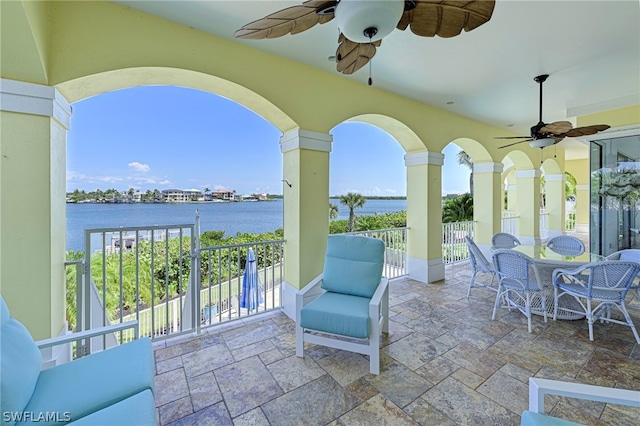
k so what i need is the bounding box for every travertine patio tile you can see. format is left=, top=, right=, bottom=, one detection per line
left=221, top=318, right=280, bottom=350
left=187, top=371, right=222, bottom=411
left=230, top=338, right=275, bottom=362
left=155, top=368, right=190, bottom=406
left=316, top=350, right=371, bottom=386
left=158, top=395, right=193, bottom=425
left=339, top=394, right=419, bottom=425
left=214, top=356, right=283, bottom=417
left=403, top=397, right=456, bottom=426
left=232, top=407, right=270, bottom=426
left=477, top=370, right=529, bottom=414
left=266, top=355, right=326, bottom=392
left=156, top=355, right=184, bottom=375
left=166, top=401, right=231, bottom=426
left=345, top=377, right=380, bottom=403
left=422, top=377, right=521, bottom=425
left=181, top=344, right=235, bottom=378
left=451, top=367, right=486, bottom=389
left=365, top=361, right=433, bottom=408
left=261, top=375, right=359, bottom=425
left=415, top=356, right=461, bottom=385
left=443, top=342, right=506, bottom=379
left=383, top=332, right=450, bottom=370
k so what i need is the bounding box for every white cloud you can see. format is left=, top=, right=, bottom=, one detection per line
left=128, top=162, right=150, bottom=172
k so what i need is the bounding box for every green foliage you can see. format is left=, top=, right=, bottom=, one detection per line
left=442, top=193, right=473, bottom=223
left=329, top=203, right=339, bottom=220
left=330, top=210, right=406, bottom=234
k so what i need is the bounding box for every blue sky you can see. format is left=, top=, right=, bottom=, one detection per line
left=67, top=86, right=470, bottom=196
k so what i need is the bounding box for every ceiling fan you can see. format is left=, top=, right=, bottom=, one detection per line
left=496, top=74, right=611, bottom=149
left=235, top=0, right=495, bottom=78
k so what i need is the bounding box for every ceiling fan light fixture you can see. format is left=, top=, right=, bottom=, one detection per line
left=335, top=0, right=404, bottom=43
left=529, top=137, right=556, bottom=149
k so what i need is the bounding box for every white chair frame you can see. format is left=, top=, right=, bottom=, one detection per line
left=464, top=236, right=497, bottom=298
left=295, top=274, right=389, bottom=375
left=527, top=377, right=640, bottom=415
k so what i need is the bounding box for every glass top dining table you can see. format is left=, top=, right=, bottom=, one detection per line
left=492, top=244, right=607, bottom=320
left=508, top=245, right=607, bottom=265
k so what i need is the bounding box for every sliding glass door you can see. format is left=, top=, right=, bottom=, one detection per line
left=590, top=134, right=640, bottom=256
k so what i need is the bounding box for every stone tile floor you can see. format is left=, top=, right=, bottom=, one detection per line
left=153, top=263, right=640, bottom=425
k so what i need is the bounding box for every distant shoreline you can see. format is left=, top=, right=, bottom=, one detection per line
left=67, top=196, right=408, bottom=204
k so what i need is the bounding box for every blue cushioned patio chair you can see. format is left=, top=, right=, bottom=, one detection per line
left=492, top=249, right=547, bottom=333
left=0, top=295, right=156, bottom=425
left=552, top=261, right=640, bottom=344
left=464, top=236, right=497, bottom=299
left=546, top=235, right=585, bottom=255
left=491, top=232, right=521, bottom=249
left=296, top=235, right=389, bottom=375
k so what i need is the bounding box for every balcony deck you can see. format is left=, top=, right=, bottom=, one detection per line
left=152, top=263, right=640, bottom=425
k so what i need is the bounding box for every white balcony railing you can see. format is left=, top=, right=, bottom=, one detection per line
left=441, top=221, right=475, bottom=265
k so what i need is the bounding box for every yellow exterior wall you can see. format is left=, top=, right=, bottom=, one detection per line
left=565, top=159, right=590, bottom=228
left=577, top=105, right=640, bottom=128
left=0, top=111, right=67, bottom=339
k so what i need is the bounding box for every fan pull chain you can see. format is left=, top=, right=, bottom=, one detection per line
left=368, top=60, right=372, bottom=86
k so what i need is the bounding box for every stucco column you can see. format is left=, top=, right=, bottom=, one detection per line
left=545, top=173, right=566, bottom=238
left=473, top=162, right=504, bottom=253
left=575, top=184, right=589, bottom=233
left=280, top=129, right=332, bottom=319
left=507, top=184, right=517, bottom=212
left=405, top=151, right=444, bottom=283
left=0, top=78, right=71, bottom=339
left=515, top=169, right=541, bottom=245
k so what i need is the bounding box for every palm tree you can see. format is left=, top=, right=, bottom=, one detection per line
left=329, top=203, right=339, bottom=220
left=457, top=150, right=473, bottom=194
left=339, top=192, right=366, bottom=232
left=442, top=193, right=473, bottom=223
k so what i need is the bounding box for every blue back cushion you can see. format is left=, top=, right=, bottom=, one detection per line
left=1, top=296, right=42, bottom=426
left=321, top=235, right=385, bottom=298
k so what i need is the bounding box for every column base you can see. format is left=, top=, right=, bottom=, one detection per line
left=547, top=230, right=564, bottom=239
left=519, top=236, right=542, bottom=246
left=281, top=281, right=298, bottom=321
left=407, top=256, right=445, bottom=283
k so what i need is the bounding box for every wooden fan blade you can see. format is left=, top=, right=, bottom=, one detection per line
left=540, top=121, right=573, bottom=135
left=336, top=34, right=378, bottom=75
left=563, top=124, right=610, bottom=138
left=398, top=0, right=495, bottom=38
left=234, top=1, right=335, bottom=40
left=498, top=139, right=533, bottom=149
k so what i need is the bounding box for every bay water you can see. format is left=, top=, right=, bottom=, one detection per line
left=66, top=198, right=406, bottom=252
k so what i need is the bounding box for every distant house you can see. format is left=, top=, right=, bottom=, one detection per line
left=211, top=189, right=236, bottom=201
left=162, top=189, right=203, bottom=203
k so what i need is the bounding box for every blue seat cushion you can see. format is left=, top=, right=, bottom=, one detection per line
left=18, top=338, right=155, bottom=426
left=300, top=291, right=371, bottom=339
left=321, top=235, right=385, bottom=298
left=1, top=296, right=45, bottom=426
left=521, top=410, right=583, bottom=426
left=68, top=389, right=156, bottom=425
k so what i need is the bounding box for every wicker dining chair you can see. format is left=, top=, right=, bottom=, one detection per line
left=546, top=235, right=585, bottom=255
left=552, top=261, right=640, bottom=344
left=464, top=237, right=497, bottom=298
left=492, top=249, right=547, bottom=333
left=606, top=249, right=640, bottom=297
left=491, top=232, right=521, bottom=249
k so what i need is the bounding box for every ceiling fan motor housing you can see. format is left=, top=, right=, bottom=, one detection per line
left=335, top=0, right=405, bottom=43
